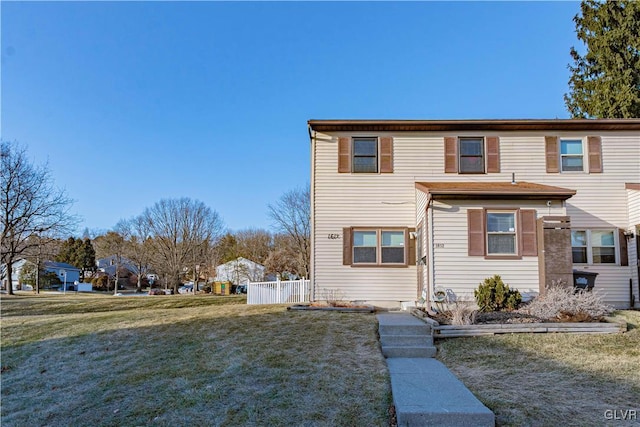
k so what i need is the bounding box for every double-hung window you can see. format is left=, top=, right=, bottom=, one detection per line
left=571, top=229, right=616, bottom=264
left=352, top=229, right=406, bottom=265
left=560, top=139, right=584, bottom=172
left=486, top=212, right=517, bottom=255
left=459, top=137, right=485, bottom=174
left=352, top=138, right=378, bottom=173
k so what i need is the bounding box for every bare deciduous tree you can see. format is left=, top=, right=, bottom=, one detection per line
left=267, top=185, right=310, bottom=278
left=143, top=198, right=224, bottom=293
left=116, top=215, right=153, bottom=292
left=93, top=231, right=126, bottom=295
left=1, top=142, right=76, bottom=295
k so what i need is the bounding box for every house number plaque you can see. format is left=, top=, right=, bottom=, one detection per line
left=327, top=234, right=341, bottom=240
left=435, top=243, right=445, bottom=248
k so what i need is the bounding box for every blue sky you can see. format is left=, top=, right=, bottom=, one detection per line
left=2, top=1, right=580, bottom=234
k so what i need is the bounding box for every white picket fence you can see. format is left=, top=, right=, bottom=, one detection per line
left=247, top=279, right=311, bottom=305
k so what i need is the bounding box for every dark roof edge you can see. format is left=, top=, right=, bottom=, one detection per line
left=308, top=119, right=640, bottom=132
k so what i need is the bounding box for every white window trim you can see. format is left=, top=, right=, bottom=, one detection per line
left=486, top=210, right=518, bottom=255
left=560, top=137, right=586, bottom=173
left=571, top=229, right=618, bottom=265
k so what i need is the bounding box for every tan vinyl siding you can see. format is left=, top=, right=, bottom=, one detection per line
left=627, top=189, right=640, bottom=306
left=429, top=200, right=563, bottom=300
left=312, top=130, right=640, bottom=305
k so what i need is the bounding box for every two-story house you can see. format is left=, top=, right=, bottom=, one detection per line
left=308, top=119, right=640, bottom=309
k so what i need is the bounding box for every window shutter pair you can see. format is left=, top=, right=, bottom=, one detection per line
left=444, top=137, right=500, bottom=173
left=467, top=209, right=537, bottom=256
left=544, top=136, right=602, bottom=173
left=342, top=227, right=415, bottom=265
left=338, top=137, right=393, bottom=173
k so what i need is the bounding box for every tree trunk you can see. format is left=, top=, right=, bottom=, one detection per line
left=6, top=262, right=14, bottom=295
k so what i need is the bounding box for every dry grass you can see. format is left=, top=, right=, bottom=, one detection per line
left=1, top=293, right=391, bottom=427
left=437, top=310, right=640, bottom=427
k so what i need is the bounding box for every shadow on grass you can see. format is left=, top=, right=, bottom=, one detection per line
left=1, top=304, right=391, bottom=427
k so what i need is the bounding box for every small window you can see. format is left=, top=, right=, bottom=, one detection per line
left=560, top=139, right=584, bottom=172
left=353, top=231, right=377, bottom=263
left=352, top=138, right=378, bottom=173
left=459, top=137, right=484, bottom=174
left=571, top=230, right=587, bottom=263
left=591, top=230, right=615, bottom=264
left=351, top=229, right=406, bottom=265
left=487, top=212, right=516, bottom=255
left=382, top=231, right=405, bottom=263
left=571, top=229, right=616, bottom=264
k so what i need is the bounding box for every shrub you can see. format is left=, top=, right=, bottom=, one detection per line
left=474, top=275, right=522, bottom=312
left=450, top=302, right=478, bottom=325
left=525, top=281, right=612, bottom=321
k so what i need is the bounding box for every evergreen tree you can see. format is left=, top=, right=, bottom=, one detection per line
left=564, top=0, right=640, bottom=118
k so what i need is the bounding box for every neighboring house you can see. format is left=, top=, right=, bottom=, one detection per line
left=1, top=259, right=29, bottom=291
left=43, top=261, right=81, bottom=289
left=215, top=257, right=265, bottom=285
left=1, top=259, right=81, bottom=291
left=96, top=256, right=138, bottom=277
left=308, top=119, right=640, bottom=309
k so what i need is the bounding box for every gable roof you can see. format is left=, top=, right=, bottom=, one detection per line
left=43, top=261, right=81, bottom=272
left=308, top=118, right=640, bottom=132
left=415, top=181, right=576, bottom=200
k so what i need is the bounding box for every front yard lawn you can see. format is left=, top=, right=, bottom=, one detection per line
left=1, top=293, right=391, bottom=427
left=436, top=310, right=640, bottom=426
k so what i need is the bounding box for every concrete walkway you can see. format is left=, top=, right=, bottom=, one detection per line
left=377, top=313, right=495, bottom=427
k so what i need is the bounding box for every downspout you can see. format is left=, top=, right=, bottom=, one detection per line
left=428, top=195, right=435, bottom=311
left=308, top=124, right=316, bottom=302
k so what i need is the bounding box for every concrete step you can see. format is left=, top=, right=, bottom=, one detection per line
left=377, top=313, right=432, bottom=336
left=381, top=345, right=437, bottom=359
left=379, top=334, right=434, bottom=347
left=388, top=358, right=495, bottom=427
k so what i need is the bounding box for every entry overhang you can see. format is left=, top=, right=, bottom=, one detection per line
left=415, top=181, right=576, bottom=201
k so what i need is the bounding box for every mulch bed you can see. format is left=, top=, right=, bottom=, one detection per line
left=423, top=309, right=606, bottom=325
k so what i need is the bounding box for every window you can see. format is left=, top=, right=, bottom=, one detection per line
left=345, top=228, right=413, bottom=266
left=353, top=231, right=377, bottom=263
left=571, top=230, right=616, bottom=264
left=571, top=230, right=587, bottom=263
left=352, top=138, right=378, bottom=173
left=467, top=209, right=537, bottom=258
left=486, top=212, right=516, bottom=255
left=560, top=139, right=584, bottom=172
left=459, top=137, right=485, bottom=173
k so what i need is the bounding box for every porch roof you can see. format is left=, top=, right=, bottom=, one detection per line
left=415, top=181, right=576, bottom=200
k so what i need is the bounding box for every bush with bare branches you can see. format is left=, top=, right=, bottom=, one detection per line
left=524, top=281, right=613, bottom=321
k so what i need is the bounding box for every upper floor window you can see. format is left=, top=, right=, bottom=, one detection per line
left=352, top=138, right=378, bottom=173
left=545, top=136, right=602, bottom=174
left=444, top=136, right=500, bottom=174
left=560, top=139, right=584, bottom=172
left=338, top=136, right=393, bottom=174
left=459, top=138, right=485, bottom=173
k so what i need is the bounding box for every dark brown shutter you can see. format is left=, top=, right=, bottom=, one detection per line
left=408, top=228, right=416, bottom=265
left=380, top=137, right=393, bottom=173
left=588, top=136, right=603, bottom=173
left=520, top=209, right=538, bottom=256
left=486, top=136, right=500, bottom=173
left=619, top=229, right=629, bottom=266
left=545, top=136, right=559, bottom=173
left=468, top=209, right=485, bottom=256
left=338, top=137, right=351, bottom=173
left=444, top=137, right=458, bottom=173
left=343, top=227, right=352, bottom=265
